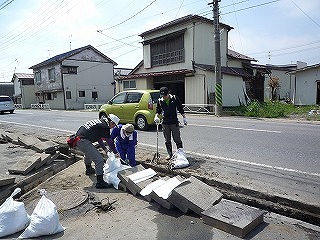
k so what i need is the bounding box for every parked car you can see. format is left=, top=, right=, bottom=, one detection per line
left=0, top=95, right=15, bottom=114
left=99, top=90, right=160, bottom=130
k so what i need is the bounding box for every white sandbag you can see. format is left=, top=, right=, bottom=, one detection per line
left=103, top=152, right=131, bottom=189
left=104, top=152, right=121, bottom=172
left=170, top=148, right=189, bottom=170
left=0, top=188, right=30, bottom=238
left=103, top=164, right=131, bottom=189
left=18, top=189, right=65, bottom=239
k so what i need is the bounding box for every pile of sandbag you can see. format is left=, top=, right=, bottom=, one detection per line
left=0, top=188, right=65, bottom=239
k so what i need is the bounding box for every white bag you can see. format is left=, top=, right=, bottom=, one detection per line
left=170, top=148, right=189, bottom=170
left=103, top=152, right=131, bottom=189
left=18, top=189, right=65, bottom=239
left=0, top=188, right=30, bottom=237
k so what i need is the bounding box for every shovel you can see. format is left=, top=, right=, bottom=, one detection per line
left=152, top=120, right=161, bottom=163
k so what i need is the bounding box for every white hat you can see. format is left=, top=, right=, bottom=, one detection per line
left=108, top=114, right=120, bottom=125
left=123, top=123, right=134, bottom=133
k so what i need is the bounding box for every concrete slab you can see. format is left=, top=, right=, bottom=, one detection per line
left=117, top=164, right=145, bottom=187
left=34, top=153, right=52, bottom=169
left=201, top=199, right=265, bottom=238
left=139, top=176, right=170, bottom=201
left=32, top=140, right=59, bottom=153
left=168, top=176, right=223, bottom=215
left=127, top=168, right=157, bottom=195
left=150, top=176, right=185, bottom=209
left=0, top=174, right=15, bottom=187
left=18, top=135, right=42, bottom=148
left=8, top=153, right=41, bottom=175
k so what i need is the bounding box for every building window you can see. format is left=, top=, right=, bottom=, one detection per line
left=48, top=68, right=55, bottom=81
left=123, top=80, right=136, bottom=89
left=62, top=66, right=78, bottom=74
left=79, top=91, right=85, bottom=97
left=45, top=93, right=55, bottom=100
left=151, top=34, right=184, bottom=67
left=66, top=91, right=71, bottom=99
left=92, top=91, right=98, bottom=99
left=35, top=71, right=41, bottom=84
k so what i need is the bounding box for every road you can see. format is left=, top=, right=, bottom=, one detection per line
left=1, top=109, right=319, bottom=177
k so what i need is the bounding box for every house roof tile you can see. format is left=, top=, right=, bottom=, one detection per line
left=13, top=73, right=34, bottom=79
left=29, top=45, right=117, bottom=69
left=139, top=14, right=233, bottom=37
left=118, top=69, right=194, bottom=80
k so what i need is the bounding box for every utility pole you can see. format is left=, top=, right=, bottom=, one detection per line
left=209, top=0, right=222, bottom=116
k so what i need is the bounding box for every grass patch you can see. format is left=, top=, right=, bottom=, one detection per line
left=224, top=101, right=320, bottom=120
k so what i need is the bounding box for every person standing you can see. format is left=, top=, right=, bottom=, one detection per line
left=110, top=123, right=137, bottom=167
left=154, top=87, right=187, bottom=160
left=75, top=115, right=119, bottom=189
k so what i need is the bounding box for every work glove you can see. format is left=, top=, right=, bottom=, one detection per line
left=183, top=117, right=187, bottom=125
left=154, top=116, right=160, bottom=124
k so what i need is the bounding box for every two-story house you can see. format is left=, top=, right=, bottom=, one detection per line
left=117, top=14, right=258, bottom=107
left=11, top=73, right=35, bottom=108
left=29, top=45, right=117, bottom=110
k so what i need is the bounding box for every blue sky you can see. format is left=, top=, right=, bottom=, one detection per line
left=0, top=0, right=319, bottom=82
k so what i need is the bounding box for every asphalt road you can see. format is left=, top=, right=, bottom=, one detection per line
left=0, top=109, right=319, bottom=177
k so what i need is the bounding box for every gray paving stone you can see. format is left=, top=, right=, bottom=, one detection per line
left=0, top=174, right=15, bottom=187
left=8, top=153, right=41, bottom=175
left=18, top=135, right=42, bottom=148
left=150, top=176, right=185, bottom=210
left=201, top=199, right=265, bottom=238
left=117, top=164, right=145, bottom=188
left=126, top=168, right=157, bottom=195
left=139, top=176, right=170, bottom=202
left=168, top=176, right=223, bottom=215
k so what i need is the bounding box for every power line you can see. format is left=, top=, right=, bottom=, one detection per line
left=0, top=0, right=14, bottom=11
left=98, top=0, right=157, bottom=31
left=290, top=0, right=320, bottom=29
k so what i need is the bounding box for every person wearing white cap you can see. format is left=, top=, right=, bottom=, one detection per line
left=75, top=115, right=119, bottom=189
left=110, top=123, right=137, bottom=167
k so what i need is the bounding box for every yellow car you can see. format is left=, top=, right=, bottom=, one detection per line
left=99, top=90, right=160, bottom=130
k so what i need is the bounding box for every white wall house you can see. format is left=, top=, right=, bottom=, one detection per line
left=117, top=15, right=258, bottom=107
left=288, top=63, right=320, bottom=105
left=11, top=73, right=36, bottom=108
left=29, top=45, right=117, bottom=110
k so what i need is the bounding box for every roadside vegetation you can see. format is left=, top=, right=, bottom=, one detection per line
left=225, top=101, right=320, bottom=121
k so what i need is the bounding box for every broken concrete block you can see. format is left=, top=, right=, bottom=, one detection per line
left=150, top=176, right=185, bottom=209
left=34, top=153, right=52, bottom=169
left=8, top=153, right=42, bottom=175
left=140, top=177, right=170, bottom=202
left=32, top=140, right=58, bottom=153
left=0, top=174, right=15, bottom=187
left=18, top=135, right=42, bottom=148
left=3, top=132, right=19, bottom=144
left=202, top=199, right=265, bottom=238
left=127, top=168, right=157, bottom=195
left=117, top=164, right=145, bottom=187
left=168, top=176, right=223, bottom=215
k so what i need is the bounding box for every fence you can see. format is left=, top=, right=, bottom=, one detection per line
left=84, top=103, right=103, bottom=111
left=31, top=103, right=51, bottom=110
left=182, top=104, right=215, bottom=114
left=14, top=104, right=23, bottom=109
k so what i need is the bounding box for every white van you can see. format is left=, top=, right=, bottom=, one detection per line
left=0, top=95, right=15, bottom=114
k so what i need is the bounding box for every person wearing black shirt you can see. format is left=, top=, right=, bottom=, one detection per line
left=76, top=115, right=118, bottom=189
left=154, top=87, right=187, bottom=160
